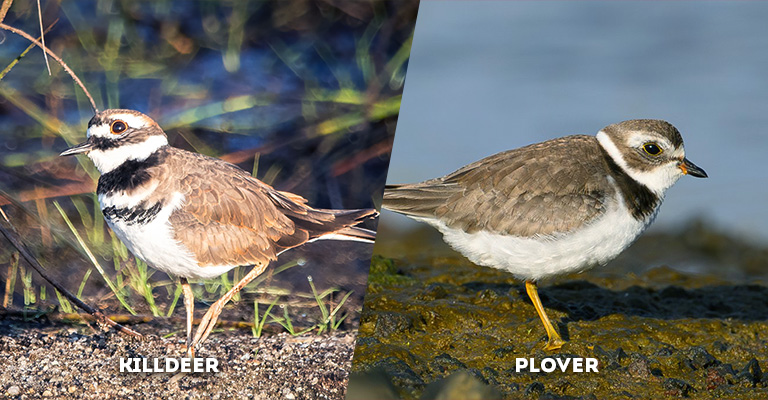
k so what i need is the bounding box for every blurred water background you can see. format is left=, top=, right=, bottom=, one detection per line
left=0, top=1, right=416, bottom=321
left=379, top=1, right=768, bottom=280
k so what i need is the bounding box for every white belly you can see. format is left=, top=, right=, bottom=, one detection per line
left=415, top=199, right=658, bottom=281
left=101, top=192, right=235, bottom=280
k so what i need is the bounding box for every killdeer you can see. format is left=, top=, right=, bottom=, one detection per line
left=383, top=119, right=707, bottom=350
left=60, top=109, right=377, bottom=356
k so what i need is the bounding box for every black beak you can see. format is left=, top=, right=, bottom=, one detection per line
left=60, top=139, right=93, bottom=156
left=679, top=157, right=707, bottom=178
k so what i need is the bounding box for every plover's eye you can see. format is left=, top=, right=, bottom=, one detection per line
left=110, top=120, right=128, bottom=135
left=642, top=142, right=662, bottom=156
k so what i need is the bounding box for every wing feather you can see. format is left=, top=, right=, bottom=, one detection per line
left=146, top=148, right=374, bottom=268
left=383, top=135, right=615, bottom=237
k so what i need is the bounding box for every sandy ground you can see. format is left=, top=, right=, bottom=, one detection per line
left=0, top=317, right=355, bottom=399
left=0, top=237, right=372, bottom=399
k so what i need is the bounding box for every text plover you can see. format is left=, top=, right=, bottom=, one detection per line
left=383, top=119, right=707, bottom=350
left=61, top=109, right=377, bottom=356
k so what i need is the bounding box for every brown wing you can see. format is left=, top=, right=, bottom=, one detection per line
left=153, top=148, right=374, bottom=268
left=383, top=135, right=616, bottom=237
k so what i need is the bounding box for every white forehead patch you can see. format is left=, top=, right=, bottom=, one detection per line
left=87, top=113, right=151, bottom=138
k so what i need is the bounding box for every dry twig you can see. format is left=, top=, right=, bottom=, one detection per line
left=36, top=0, right=51, bottom=74
left=0, top=206, right=142, bottom=338
left=0, top=0, right=98, bottom=112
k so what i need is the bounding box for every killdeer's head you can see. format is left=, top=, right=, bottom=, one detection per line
left=596, top=119, right=707, bottom=195
left=60, top=109, right=168, bottom=174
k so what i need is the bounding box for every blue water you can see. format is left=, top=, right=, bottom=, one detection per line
left=387, top=1, right=768, bottom=243
left=0, top=2, right=409, bottom=211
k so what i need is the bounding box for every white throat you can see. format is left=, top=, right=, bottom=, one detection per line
left=595, top=131, right=682, bottom=196
left=88, top=135, right=168, bottom=174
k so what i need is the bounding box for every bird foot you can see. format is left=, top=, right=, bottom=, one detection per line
left=544, top=337, right=566, bottom=351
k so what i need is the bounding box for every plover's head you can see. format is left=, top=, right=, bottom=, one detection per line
left=60, top=109, right=169, bottom=174
left=595, top=119, right=707, bottom=195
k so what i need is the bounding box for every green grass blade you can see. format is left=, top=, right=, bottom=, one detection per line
left=253, top=297, right=279, bottom=338
left=53, top=289, right=74, bottom=313
left=0, top=41, right=36, bottom=81
left=166, top=282, right=183, bottom=318
left=3, top=254, right=19, bottom=308
left=53, top=201, right=137, bottom=315
left=76, top=269, right=92, bottom=299
left=307, top=276, right=329, bottom=321
left=329, top=291, right=353, bottom=331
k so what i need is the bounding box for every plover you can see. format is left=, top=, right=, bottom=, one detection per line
left=61, top=109, right=377, bottom=356
left=383, top=119, right=707, bottom=350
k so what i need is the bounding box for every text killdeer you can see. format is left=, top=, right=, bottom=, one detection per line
left=61, top=109, right=377, bottom=356
left=383, top=119, right=707, bottom=350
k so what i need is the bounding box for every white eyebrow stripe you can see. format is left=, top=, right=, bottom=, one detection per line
left=626, top=133, right=673, bottom=150
left=87, top=113, right=151, bottom=138
left=108, top=114, right=150, bottom=129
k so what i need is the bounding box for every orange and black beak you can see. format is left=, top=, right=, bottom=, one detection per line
left=60, top=139, right=93, bottom=156
left=678, top=158, right=707, bottom=178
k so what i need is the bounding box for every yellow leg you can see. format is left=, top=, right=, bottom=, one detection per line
left=525, top=281, right=565, bottom=351
left=180, top=278, right=195, bottom=358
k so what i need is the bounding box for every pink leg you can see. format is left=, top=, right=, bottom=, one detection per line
left=191, top=263, right=269, bottom=351
left=180, top=278, right=195, bottom=357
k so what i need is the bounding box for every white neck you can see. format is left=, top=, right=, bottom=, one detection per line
left=596, top=130, right=682, bottom=195
left=88, top=135, right=168, bottom=174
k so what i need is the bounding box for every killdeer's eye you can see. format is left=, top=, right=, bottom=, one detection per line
left=642, top=142, right=662, bottom=156
left=110, top=120, right=128, bottom=135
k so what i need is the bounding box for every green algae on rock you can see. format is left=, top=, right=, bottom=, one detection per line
left=351, top=252, right=768, bottom=399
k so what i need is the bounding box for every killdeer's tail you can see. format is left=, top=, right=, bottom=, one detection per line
left=274, top=197, right=378, bottom=247
left=256, top=187, right=379, bottom=252
left=266, top=189, right=378, bottom=249
left=315, top=225, right=377, bottom=243
left=307, top=208, right=378, bottom=243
